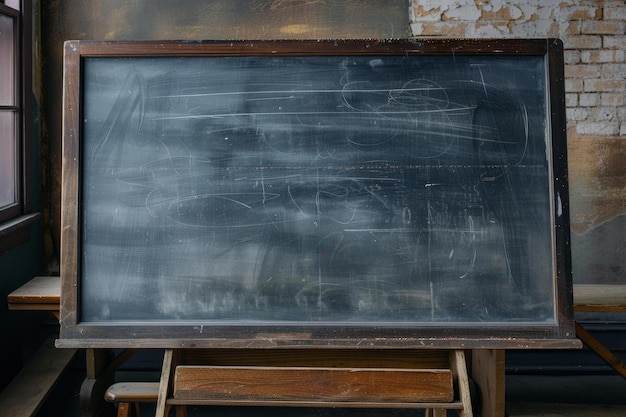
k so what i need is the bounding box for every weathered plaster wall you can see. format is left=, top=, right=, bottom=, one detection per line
left=410, top=0, right=626, bottom=284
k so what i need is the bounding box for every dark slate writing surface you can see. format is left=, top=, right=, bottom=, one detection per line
left=80, top=54, right=553, bottom=323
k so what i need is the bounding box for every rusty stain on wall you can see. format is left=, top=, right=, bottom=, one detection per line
left=568, top=127, right=626, bottom=236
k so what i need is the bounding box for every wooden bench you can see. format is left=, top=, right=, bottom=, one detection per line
left=105, top=382, right=187, bottom=417
left=0, top=336, right=76, bottom=417
left=574, top=284, right=626, bottom=379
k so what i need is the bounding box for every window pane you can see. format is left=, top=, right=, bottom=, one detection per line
left=0, top=111, right=16, bottom=208
left=0, top=13, right=15, bottom=105
left=4, top=1, right=20, bottom=11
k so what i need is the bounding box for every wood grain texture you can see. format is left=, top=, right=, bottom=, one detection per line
left=7, top=276, right=60, bottom=305
left=177, top=348, right=450, bottom=369
left=174, top=365, right=454, bottom=403
left=104, top=382, right=160, bottom=402
left=471, top=349, right=505, bottom=417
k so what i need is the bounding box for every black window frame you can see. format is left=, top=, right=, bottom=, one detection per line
left=0, top=0, right=39, bottom=254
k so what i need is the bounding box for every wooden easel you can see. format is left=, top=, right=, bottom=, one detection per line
left=154, top=348, right=473, bottom=417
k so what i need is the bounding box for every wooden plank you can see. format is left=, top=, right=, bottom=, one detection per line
left=7, top=276, right=60, bottom=309
left=574, top=284, right=626, bottom=312
left=174, top=365, right=453, bottom=403
left=471, top=349, right=505, bottom=417
left=105, top=382, right=159, bottom=402
left=168, top=398, right=465, bottom=409
left=179, top=348, right=450, bottom=369
left=575, top=322, right=626, bottom=379
left=0, top=337, right=76, bottom=417
left=155, top=349, right=175, bottom=417
left=451, top=351, right=473, bottom=417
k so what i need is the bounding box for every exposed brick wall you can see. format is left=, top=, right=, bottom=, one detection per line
left=409, top=0, right=625, bottom=138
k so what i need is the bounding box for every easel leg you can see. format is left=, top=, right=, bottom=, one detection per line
left=155, top=349, right=174, bottom=417
left=576, top=321, right=626, bottom=379
left=80, top=349, right=114, bottom=417
left=471, top=349, right=505, bottom=417
left=451, top=350, right=473, bottom=417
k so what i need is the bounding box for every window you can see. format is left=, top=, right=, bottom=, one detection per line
left=0, top=0, right=38, bottom=253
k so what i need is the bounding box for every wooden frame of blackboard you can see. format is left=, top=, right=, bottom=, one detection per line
left=58, top=39, right=578, bottom=349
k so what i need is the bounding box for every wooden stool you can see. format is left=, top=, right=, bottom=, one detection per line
left=105, top=382, right=186, bottom=417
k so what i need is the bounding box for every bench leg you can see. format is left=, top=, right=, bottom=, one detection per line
left=116, top=402, right=130, bottom=417
left=116, top=401, right=144, bottom=417
left=163, top=404, right=187, bottom=417
left=576, top=321, right=626, bottom=379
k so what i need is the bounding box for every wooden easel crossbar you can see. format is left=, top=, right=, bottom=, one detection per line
left=154, top=349, right=473, bottom=417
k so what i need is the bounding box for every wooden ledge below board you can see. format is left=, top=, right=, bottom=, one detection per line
left=574, top=284, right=626, bottom=313
left=7, top=276, right=60, bottom=319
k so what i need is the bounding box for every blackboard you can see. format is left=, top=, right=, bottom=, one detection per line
left=59, top=39, right=576, bottom=348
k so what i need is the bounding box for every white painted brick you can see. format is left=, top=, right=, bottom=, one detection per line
left=602, top=35, right=626, bottom=49
left=590, top=107, right=617, bottom=122
left=601, top=93, right=625, bottom=106
left=410, top=22, right=425, bottom=36
left=465, top=22, right=511, bottom=37
left=576, top=121, right=620, bottom=135
left=565, top=93, right=578, bottom=107
left=565, top=78, right=584, bottom=93
left=565, top=64, right=602, bottom=79
left=443, top=3, right=481, bottom=21
left=564, top=50, right=581, bottom=65
left=564, top=35, right=603, bottom=50
left=583, top=78, right=624, bottom=92
left=579, top=93, right=600, bottom=107
left=566, top=107, right=589, bottom=121
left=509, top=19, right=561, bottom=38
left=413, top=0, right=447, bottom=13
left=618, top=109, right=626, bottom=135
left=581, top=49, right=625, bottom=64
left=410, top=4, right=443, bottom=22
left=559, top=4, right=602, bottom=21
left=582, top=19, right=626, bottom=35
left=604, top=4, right=626, bottom=20
left=602, top=63, right=626, bottom=79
